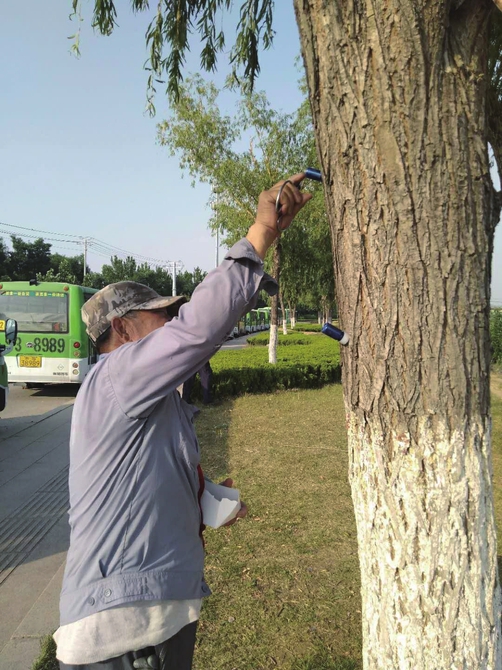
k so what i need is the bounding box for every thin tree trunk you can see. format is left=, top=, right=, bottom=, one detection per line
left=289, top=302, right=297, bottom=329
left=295, top=0, right=501, bottom=667
left=269, top=239, right=281, bottom=364
left=279, top=291, right=287, bottom=335
left=320, top=296, right=329, bottom=325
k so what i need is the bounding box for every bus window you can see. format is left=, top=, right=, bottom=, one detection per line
left=1, top=291, right=68, bottom=333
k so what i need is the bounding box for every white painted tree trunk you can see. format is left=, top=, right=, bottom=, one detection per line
left=348, top=412, right=501, bottom=669
left=289, top=305, right=297, bottom=330
left=282, top=319, right=287, bottom=335
left=295, top=0, right=502, bottom=666
left=268, top=324, right=278, bottom=364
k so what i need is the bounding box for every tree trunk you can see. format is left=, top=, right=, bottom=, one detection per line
left=289, top=302, right=297, bottom=329
left=321, top=295, right=332, bottom=324
left=269, top=239, right=281, bottom=364
left=295, top=0, right=501, bottom=667
left=279, top=291, right=288, bottom=335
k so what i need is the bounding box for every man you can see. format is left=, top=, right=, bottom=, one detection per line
left=54, top=175, right=311, bottom=670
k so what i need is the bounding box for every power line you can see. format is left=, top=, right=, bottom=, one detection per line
left=0, top=227, right=82, bottom=245
left=0, top=220, right=82, bottom=240
left=87, top=239, right=174, bottom=266
left=87, top=242, right=170, bottom=269
left=47, top=244, right=87, bottom=254
left=0, top=220, right=178, bottom=269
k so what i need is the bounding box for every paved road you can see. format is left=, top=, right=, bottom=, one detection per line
left=221, top=331, right=261, bottom=349
left=0, top=384, right=77, bottom=670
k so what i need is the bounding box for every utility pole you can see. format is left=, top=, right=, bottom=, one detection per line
left=167, top=261, right=183, bottom=296
left=82, top=237, right=89, bottom=279
left=213, top=185, right=220, bottom=268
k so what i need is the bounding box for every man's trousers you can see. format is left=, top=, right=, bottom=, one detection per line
left=59, top=621, right=197, bottom=670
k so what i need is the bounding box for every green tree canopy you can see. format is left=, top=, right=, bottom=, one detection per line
left=158, top=75, right=333, bottom=314
left=0, top=239, right=10, bottom=280
left=70, top=0, right=274, bottom=111
left=5, top=236, right=52, bottom=281
left=0, top=236, right=205, bottom=296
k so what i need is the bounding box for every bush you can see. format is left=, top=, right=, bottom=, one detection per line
left=189, top=335, right=341, bottom=400
left=492, top=309, right=502, bottom=365
left=296, top=313, right=318, bottom=322
left=293, top=323, right=323, bottom=332
left=247, top=332, right=315, bottom=346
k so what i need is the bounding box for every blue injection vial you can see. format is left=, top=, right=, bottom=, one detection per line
left=304, top=167, right=322, bottom=182
left=322, top=322, right=350, bottom=346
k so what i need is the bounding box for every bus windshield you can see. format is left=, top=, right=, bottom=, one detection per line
left=0, top=290, right=69, bottom=333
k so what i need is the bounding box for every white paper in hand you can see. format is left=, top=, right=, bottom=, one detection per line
left=201, top=480, right=241, bottom=528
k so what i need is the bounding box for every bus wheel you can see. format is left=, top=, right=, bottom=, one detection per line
left=0, top=390, right=6, bottom=412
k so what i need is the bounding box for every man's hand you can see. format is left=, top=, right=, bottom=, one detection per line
left=246, top=173, right=313, bottom=259
left=219, top=478, right=248, bottom=527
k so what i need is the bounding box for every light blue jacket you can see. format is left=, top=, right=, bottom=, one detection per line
left=59, top=239, right=277, bottom=625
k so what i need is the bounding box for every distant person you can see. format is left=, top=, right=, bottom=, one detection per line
left=182, top=360, right=213, bottom=405
left=54, top=174, right=312, bottom=670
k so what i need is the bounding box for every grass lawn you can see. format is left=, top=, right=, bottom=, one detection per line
left=490, top=376, right=502, bottom=573
left=33, top=383, right=502, bottom=670
left=195, top=385, right=361, bottom=670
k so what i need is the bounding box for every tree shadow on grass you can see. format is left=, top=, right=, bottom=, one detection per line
left=195, top=398, right=235, bottom=481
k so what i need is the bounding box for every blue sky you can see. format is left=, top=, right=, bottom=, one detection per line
left=1, top=2, right=501, bottom=305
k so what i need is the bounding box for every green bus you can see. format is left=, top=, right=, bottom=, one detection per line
left=233, top=316, right=246, bottom=337
left=256, top=307, right=271, bottom=330
left=0, top=281, right=98, bottom=385
left=245, top=309, right=261, bottom=333
left=232, top=308, right=270, bottom=337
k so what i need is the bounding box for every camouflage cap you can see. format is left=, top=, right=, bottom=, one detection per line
left=82, top=281, right=187, bottom=342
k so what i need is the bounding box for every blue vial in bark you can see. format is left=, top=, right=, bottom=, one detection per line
left=322, top=322, right=350, bottom=346
left=304, top=167, right=322, bottom=182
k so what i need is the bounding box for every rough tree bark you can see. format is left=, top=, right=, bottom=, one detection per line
left=295, top=0, right=502, bottom=667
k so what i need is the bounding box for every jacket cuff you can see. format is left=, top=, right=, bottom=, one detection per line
left=225, top=239, right=278, bottom=297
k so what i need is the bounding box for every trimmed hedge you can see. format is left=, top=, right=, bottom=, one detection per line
left=492, top=309, right=502, bottom=365
left=247, top=332, right=315, bottom=346
left=293, top=323, right=323, bottom=332
left=189, top=334, right=341, bottom=400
